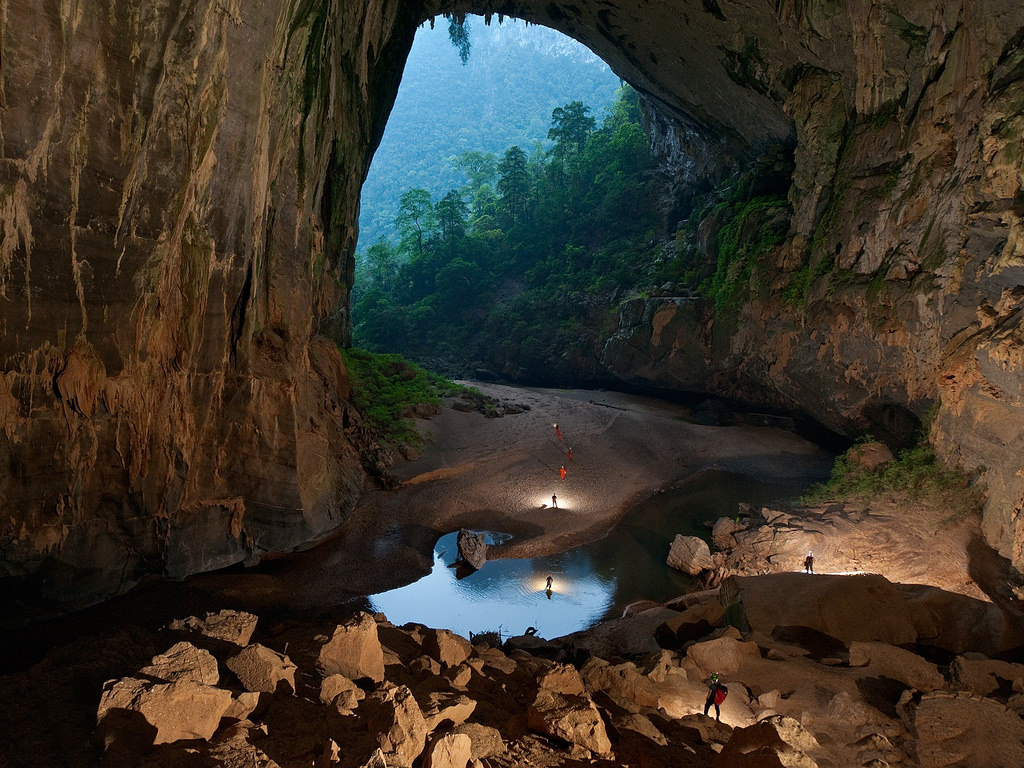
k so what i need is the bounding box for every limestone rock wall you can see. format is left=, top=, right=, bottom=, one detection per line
left=0, top=0, right=419, bottom=602
left=3, top=0, right=1024, bottom=602
left=593, top=3, right=1024, bottom=567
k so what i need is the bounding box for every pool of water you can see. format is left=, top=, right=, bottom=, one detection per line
left=369, top=470, right=815, bottom=640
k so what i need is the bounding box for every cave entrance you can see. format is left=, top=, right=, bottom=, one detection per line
left=350, top=14, right=661, bottom=387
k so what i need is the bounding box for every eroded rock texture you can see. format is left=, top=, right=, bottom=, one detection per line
left=0, top=0, right=419, bottom=601
left=2, top=0, right=1024, bottom=601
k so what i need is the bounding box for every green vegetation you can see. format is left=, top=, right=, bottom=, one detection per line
left=352, top=86, right=659, bottom=371
left=341, top=347, right=472, bottom=449
left=359, top=16, right=621, bottom=250
left=803, top=441, right=985, bottom=526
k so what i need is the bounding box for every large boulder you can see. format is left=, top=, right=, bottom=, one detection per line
left=226, top=643, right=297, bottom=694
left=139, top=641, right=220, bottom=685
left=317, top=612, right=385, bottom=683
left=97, top=676, right=232, bottom=745
left=321, top=673, right=366, bottom=712
left=421, top=628, right=473, bottom=669
left=418, top=691, right=477, bottom=731
left=527, top=688, right=613, bottom=757
left=667, top=535, right=714, bottom=575
left=720, top=573, right=919, bottom=646
left=450, top=723, right=506, bottom=760
left=361, top=683, right=429, bottom=768
left=457, top=529, right=488, bottom=570
left=167, top=610, right=259, bottom=647
left=716, top=715, right=822, bottom=768
left=901, top=692, right=1024, bottom=767
left=848, top=641, right=945, bottom=692
left=421, top=732, right=472, bottom=768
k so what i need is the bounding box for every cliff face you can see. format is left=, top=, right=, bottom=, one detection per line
left=2, top=0, right=1024, bottom=603
left=0, top=0, right=419, bottom=601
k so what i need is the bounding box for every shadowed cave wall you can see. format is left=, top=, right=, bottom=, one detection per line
left=1, top=0, right=1023, bottom=604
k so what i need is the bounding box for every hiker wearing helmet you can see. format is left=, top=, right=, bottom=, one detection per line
left=704, top=673, right=728, bottom=721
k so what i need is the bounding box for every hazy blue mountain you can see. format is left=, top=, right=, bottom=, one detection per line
left=356, top=16, right=622, bottom=252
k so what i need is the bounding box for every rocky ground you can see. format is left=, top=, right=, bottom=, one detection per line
left=2, top=384, right=1023, bottom=767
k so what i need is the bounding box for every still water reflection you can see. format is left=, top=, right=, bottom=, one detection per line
left=370, top=470, right=817, bottom=640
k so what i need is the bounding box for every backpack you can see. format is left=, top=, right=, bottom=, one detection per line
left=714, top=684, right=728, bottom=705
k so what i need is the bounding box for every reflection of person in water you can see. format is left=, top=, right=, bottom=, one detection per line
left=545, top=573, right=553, bottom=599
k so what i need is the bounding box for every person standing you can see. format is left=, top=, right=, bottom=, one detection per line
left=560, top=465, right=566, bottom=480
left=554, top=423, right=562, bottom=441
left=804, top=551, right=814, bottom=574
left=703, top=673, right=728, bottom=721
left=551, top=494, right=558, bottom=509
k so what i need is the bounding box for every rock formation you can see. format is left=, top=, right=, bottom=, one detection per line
left=3, top=0, right=1024, bottom=606
left=7, top=575, right=1024, bottom=767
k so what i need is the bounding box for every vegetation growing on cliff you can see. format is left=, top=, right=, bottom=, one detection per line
left=341, top=347, right=471, bottom=449
left=804, top=441, right=985, bottom=525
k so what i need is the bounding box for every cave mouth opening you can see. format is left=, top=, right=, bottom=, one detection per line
left=349, top=13, right=667, bottom=389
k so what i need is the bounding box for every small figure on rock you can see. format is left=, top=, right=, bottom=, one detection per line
left=552, top=494, right=558, bottom=509
left=567, top=446, right=573, bottom=460
left=804, top=551, right=815, bottom=574
left=560, top=465, right=566, bottom=480
left=704, top=673, right=728, bottom=721
left=554, top=423, right=562, bottom=441
left=546, top=574, right=553, bottom=590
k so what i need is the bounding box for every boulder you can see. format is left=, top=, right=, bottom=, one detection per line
left=208, top=721, right=281, bottom=767
left=949, top=655, right=1024, bottom=697
left=167, top=609, right=258, bottom=647
left=362, top=683, right=429, bottom=768
left=614, top=713, right=668, bottom=746
left=422, top=628, right=473, bottom=668
left=422, top=732, right=472, bottom=768
left=97, top=676, right=233, bottom=745
left=848, top=642, right=945, bottom=692
left=902, top=692, right=1024, bottom=766
left=419, top=691, right=477, bottom=731
left=667, top=534, right=714, bottom=575
left=320, top=673, right=365, bottom=712
left=712, top=516, right=743, bottom=549
left=450, top=723, right=506, bottom=759
left=223, top=691, right=266, bottom=721
left=581, top=657, right=667, bottom=713
left=444, top=662, right=474, bottom=688
left=716, top=715, right=822, bottom=768
left=527, top=688, right=613, bottom=757
left=720, top=573, right=919, bottom=646
left=536, top=663, right=586, bottom=696
left=226, top=643, right=297, bottom=694
left=457, top=529, right=488, bottom=570
left=139, top=641, right=220, bottom=685
left=317, top=612, right=385, bottom=683
left=656, top=598, right=726, bottom=647
left=682, top=633, right=760, bottom=679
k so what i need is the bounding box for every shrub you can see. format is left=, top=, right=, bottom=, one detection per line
left=803, top=442, right=985, bottom=526
left=341, top=347, right=471, bottom=449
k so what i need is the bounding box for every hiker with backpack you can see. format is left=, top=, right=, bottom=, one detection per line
left=704, top=673, right=728, bottom=721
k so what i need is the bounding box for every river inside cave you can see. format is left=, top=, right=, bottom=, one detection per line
left=368, top=469, right=820, bottom=641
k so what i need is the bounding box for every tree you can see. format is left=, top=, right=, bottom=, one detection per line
left=548, top=101, right=595, bottom=163
left=365, top=236, right=398, bottom=291
left=497, top=146, right=530, bottom=227
left=435, top=189, right=469, bottom=260
left=452, top=151, right=498, bottom=196
left=395, top=188, right=435, bottom=261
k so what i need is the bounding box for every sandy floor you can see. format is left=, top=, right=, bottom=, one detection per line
left=195, top=383, right=834, bottom=611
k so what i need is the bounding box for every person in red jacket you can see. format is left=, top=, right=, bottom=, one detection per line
left=560, top=465, right=566, bottom=480
left=704, top=673, right=728, bottom=721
